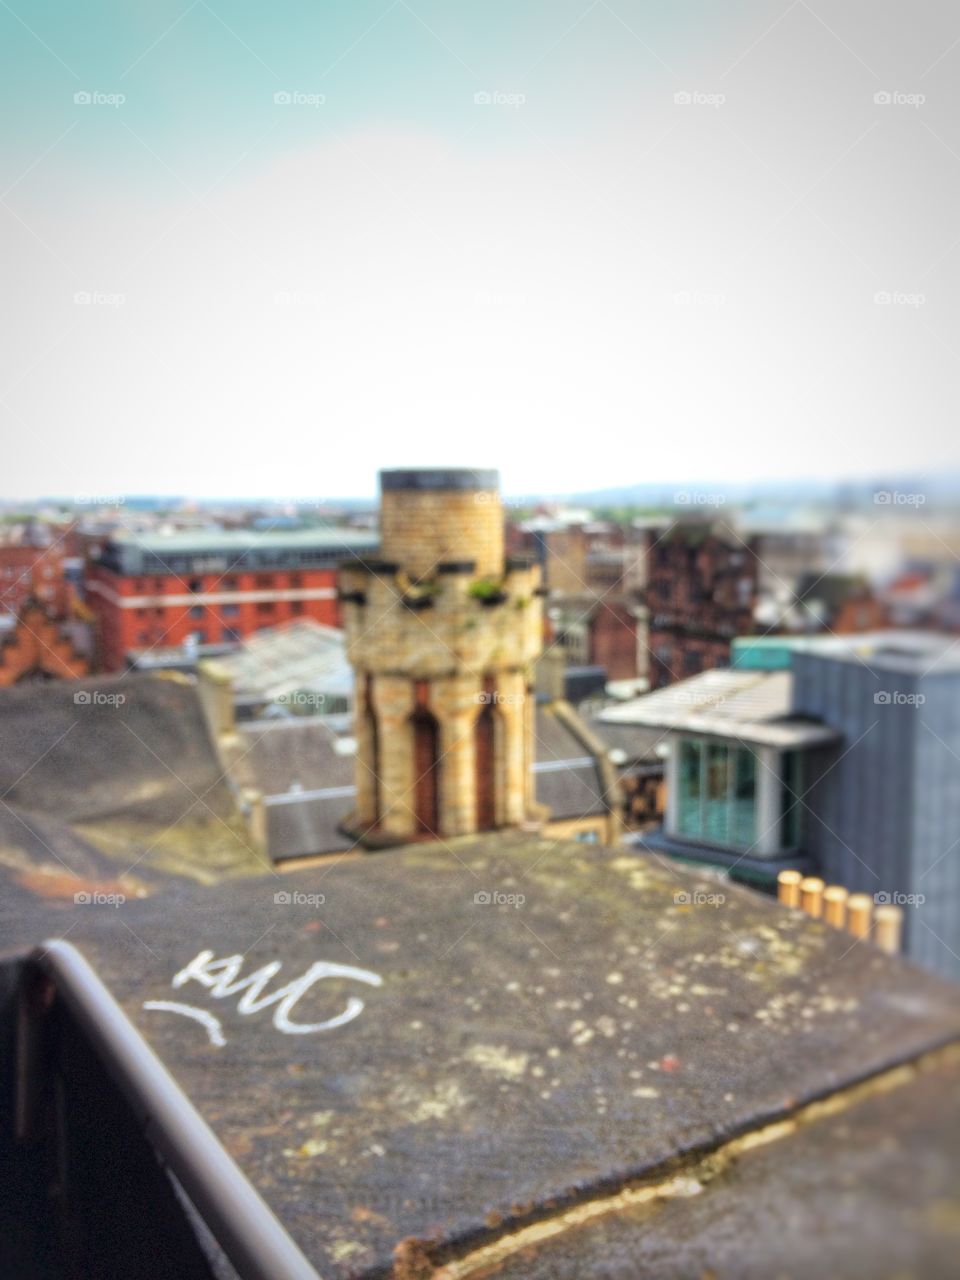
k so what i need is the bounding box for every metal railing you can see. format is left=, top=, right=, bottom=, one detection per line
left=25, top=940, right=321, bottom=1280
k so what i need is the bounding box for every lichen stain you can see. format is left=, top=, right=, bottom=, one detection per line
left=464, top=1043, right=530, bottom=1079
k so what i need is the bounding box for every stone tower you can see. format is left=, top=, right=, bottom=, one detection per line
left=339, top=468, right=543, bottom=845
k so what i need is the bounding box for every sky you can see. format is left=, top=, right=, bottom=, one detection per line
left=2, top=0, right=960, bottom=500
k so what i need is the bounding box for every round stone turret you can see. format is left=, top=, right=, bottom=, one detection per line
left=339, top=468, right=543, bottom=846
left=379, top=468, right=503, bottom=579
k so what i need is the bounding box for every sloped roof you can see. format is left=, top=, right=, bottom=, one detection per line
left=2, top=835, right=958, bottom=1278
left=206, top=620, right=353, bottom=705
left=598, top=669, right=840, bottom=748
left=0, top=674, right=267, bottom=886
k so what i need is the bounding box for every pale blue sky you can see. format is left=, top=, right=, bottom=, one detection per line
left=2, top=1, right=959, bottom=498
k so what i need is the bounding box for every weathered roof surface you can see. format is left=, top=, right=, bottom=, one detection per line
left=533, top=704, right=607, bottom=819
left=486, top=1049, right=960, bottom=1280
left=5, top=834, right=958, bottom=1278
left=0, top=673, right=267, bottom=886
left=598, top=669, right=840, bottom=748
left=206, top=620, right=353, bottom=705
left=585, top=715, right=668, bottom=766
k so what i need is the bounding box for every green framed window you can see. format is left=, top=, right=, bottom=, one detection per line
left=675, top=737, right=758, bottom=851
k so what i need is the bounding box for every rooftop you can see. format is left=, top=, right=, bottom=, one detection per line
left=734, top=629, right=960, bottom=676
left=205, top=620, right=353, bottom=706
left=597, top=669, right=840, bottom=749
left=103, top=526, right=380, bottom=555
left=3, top=834, right=959, bottom=1278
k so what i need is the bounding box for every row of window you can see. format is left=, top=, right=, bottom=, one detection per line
left=136, top=627, right=244, bottom=646
left=131, top=573, right=306, bottom=592
left=135, top=601, right=306, bottom=620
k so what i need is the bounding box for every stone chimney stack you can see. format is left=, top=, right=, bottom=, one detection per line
left=339, top=469, right=543, bottom=846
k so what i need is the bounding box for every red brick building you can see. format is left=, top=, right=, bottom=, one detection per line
left=86, top=528, right=378, bottom=671
left=0, top=540, right=73, bottom=619
left=643, top=521, right=757, bottom=688
left=548, top=594, right=643, bottom=681
left=0, top=598, right=90, bottom=686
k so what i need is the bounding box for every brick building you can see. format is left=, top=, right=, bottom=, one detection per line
left=86, top=527, right=378, bottom=672
left=547, top=594, right=644, bottom=682
left=0, top=538, right=73, bottom=620
left=0, top=597, right=90, bottom=685
left=643, top=519, right=757, bottom=688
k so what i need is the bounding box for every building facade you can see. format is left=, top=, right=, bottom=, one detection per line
left=643, top=520, right=758, bottom=688
left=339, top=469, right=544, bottom=844
left=0, top=597, right=90, bottom=685
left=602, top=632, right=960, bottom=981
left=0, top=539, right=73, bottom=620
left=793, top=637, right=960, bottom=979
left=86, top=528, right=378, bottom=671
left=547, top=595, right=645, bottom=682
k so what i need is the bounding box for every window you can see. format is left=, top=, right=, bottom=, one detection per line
left=256, top=602, right=274, bottom=616
left=188, top=578, right=203, bottom=592
left=704, top=743, right=731, bottom=843
left=189, top=605, right=205, bottom=619
left=289, top=572, right=303, bottom=588
left=222, top=627, right=241, bottom=643
left=676, top=737, right=757, bottom=851
left=222, top=603, right=240, bottom=617
left=290, top=600, right=305, bottom=616
left=255, top=574, right=272, bottom=589
left=678, top=740, right=701, bottom=838
left=780, top=752, right=802, bottom=849
left=732, top=748, right=757, bottom=847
